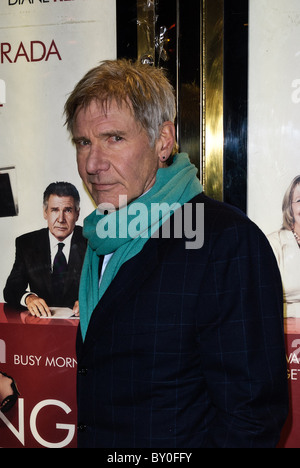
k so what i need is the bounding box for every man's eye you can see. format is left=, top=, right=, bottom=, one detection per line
left=111, top=135, right=123, bottom=143
left=74, top=138, right=90, bottom=147
left=79, top=139, right=90, bottom=146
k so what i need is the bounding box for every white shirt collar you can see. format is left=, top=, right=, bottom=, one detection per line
left=48, top=230, right=74, bottom=264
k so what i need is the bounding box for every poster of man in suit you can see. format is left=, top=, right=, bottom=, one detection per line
left=3, top=182, right=87, bottom=317
left=0, top=0, right=115, bottom=448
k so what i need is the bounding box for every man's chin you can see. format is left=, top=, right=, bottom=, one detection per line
left=52, top=228, right=70, bottom=240
left=94, top=196, right=123, bottom=212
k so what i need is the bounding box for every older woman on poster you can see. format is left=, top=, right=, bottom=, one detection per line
left=268, top=176, right=300, bottom=317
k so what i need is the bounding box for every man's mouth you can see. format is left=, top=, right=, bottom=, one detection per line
left=92, top=183, right=116, bottom=191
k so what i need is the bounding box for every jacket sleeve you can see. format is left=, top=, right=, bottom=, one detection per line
left=197, top=217, right=289, bottom=447
left=3, top=237, right=30, bottom=306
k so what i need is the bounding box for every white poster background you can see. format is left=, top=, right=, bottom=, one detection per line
left=0, top=0, right=116, bottom=301
left=248, top=0, right=300, bottom=236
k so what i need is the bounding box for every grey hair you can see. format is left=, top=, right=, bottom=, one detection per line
left=64, top=59, right=178, bottom=153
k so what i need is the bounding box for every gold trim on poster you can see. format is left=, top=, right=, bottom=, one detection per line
left=201, top=0, right=224, bottom=200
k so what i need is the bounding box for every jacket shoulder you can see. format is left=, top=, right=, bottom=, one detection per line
left=193, top=193, right=274, bottom=253
left=16, top=228, right=48, bottom=245
left=73, top=225, right=83, bottom=236
left=72, top=225, right=87, bottom=245
left=192, top=192, right=251, bottom=231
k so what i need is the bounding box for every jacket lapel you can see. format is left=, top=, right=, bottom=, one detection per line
left=63, top=233, right=79, bottom=295
left=37, top=229, right=52, bottom=297
left=81, top=235, right=167, bottom=353
left=62, top=227, right=86, bottom=299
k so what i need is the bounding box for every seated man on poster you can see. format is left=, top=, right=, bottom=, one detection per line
left=3, top=182, right=87, bottom=317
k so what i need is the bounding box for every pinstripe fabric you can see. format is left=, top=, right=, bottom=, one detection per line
left=76, top=193, right=289, bottom=448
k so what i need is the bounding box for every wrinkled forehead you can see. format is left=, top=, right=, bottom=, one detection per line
left=45, top=195, right=77, bottom=209
left=72, top=99, right=144, bottom=142
left=74, top=97, right=134, bottom=127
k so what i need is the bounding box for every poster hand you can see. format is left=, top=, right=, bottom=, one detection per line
left=25, top=294, right=52, bottom=317
left=73, top=300, right=79, bottom=317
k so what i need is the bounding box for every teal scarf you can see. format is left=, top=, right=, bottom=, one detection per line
left=79, top=153, right=203, bottom=339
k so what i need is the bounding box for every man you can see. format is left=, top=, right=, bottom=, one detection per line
left=4, top=182, right=86, bottom=317
left=64, top=59, right=288, bottom=448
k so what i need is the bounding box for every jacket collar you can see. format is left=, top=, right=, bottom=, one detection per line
left=80, top=234, right=164, bottom=353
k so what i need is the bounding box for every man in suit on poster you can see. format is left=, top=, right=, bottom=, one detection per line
left=3, top=181, right=87, bottom=317
left=64, top=59, right=288, bottom=448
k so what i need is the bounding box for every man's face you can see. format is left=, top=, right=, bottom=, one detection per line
left=43, top=195, right=79, bottom=241
left=72, top=100, right=163, bottom=209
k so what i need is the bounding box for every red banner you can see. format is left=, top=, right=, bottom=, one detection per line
left=0, top=303, right=78, bottom=448
left=277, top=318, right=300, bottom=448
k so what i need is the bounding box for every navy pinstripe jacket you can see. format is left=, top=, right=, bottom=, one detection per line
left=76, top=193, right=288, bottom=448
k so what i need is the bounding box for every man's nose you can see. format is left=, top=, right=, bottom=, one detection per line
left=86, top=145, right=110, bottom=174
left=58, top=211, right=66, bottom=223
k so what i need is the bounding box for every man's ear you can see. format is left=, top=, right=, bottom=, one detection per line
left=156, top=121, right=176, bottom=165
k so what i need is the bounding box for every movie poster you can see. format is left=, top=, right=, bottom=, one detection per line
left=248, top=0, right=300, bottom=448
left=0, top=0, right=116, bottom=448
left=248, top=0, right=300, bottom=318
